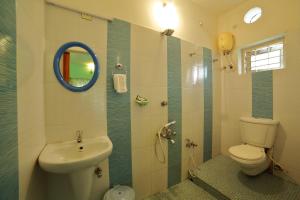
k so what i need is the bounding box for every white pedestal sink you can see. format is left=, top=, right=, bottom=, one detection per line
left=39, top=136, right=113, bottom=200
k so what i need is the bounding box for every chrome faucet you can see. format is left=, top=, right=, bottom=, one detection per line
left=76, top=130, right=83, bottom=143
left=159, top=121, right=177, bottom=144
left=186, top=139, right=198, bottom=148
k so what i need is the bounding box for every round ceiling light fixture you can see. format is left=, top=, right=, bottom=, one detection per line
left=244, top=7, right=262, bottom=24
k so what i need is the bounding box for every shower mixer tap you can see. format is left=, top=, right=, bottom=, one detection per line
left=164, top=121, right=176, bottom=128
left=186, top=139, right=198, bottom=148
left=159, top=121, right=177, bottom=144
left=155, top=121, right=177, bottom=164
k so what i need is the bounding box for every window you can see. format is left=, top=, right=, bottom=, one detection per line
left=242, top=38, right=285, bottom=72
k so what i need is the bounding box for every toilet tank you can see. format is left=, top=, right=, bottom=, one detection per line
left=240, top=117, right=279, bottom=148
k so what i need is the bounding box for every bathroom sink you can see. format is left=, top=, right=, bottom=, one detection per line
left=39, top=136, right=113, bottom=174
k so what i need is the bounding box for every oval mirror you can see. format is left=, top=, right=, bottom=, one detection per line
left=53, top=42, right=99, bottom=92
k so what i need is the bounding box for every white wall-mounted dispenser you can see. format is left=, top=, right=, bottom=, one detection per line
left=113, top=74, right=127, bottom=93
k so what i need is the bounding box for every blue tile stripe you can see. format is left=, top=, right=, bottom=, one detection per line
left=252, top=71, right=273, bottom=119
left=0, top=0, right=18, bottom=199
left=107, top=19, right=132, bottom=186
left=167, top=36, right=182, bottom=187
left=203, top=47, right=213, bottom=162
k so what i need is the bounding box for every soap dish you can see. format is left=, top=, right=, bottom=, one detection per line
left=135, top=95, right=149, bottom=106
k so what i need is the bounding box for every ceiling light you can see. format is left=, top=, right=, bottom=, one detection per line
left=244, top=7, right=262, bottom=24
left=154, top=1, right=179, bottom=36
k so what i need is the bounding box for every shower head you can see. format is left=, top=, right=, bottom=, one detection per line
left=161, top=29, right=174, bottom=36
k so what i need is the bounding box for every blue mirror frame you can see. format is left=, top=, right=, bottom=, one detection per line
left=53, top=41, right=100, bottom=92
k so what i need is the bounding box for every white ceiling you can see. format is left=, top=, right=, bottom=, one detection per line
left=191, top=0, right=248, bottom=15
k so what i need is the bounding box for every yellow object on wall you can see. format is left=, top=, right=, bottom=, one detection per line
left=218, top=32, right=234, bottom=53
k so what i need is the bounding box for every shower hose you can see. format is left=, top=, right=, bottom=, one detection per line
left=155, top=127, right=166, bottom=163
left=154, top=127, right=198, bottom=176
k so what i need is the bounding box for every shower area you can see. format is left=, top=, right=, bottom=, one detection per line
left=129, top=23, right=216, bottom=199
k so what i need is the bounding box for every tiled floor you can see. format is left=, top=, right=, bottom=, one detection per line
left=143, top=180, right=217, bottom=200
left=194, top=155, right=300, bottom=200
left=145, top=155, right=300, bottom=200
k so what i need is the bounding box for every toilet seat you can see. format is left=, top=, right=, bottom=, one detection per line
left=229, top=144, right=266, bottom=165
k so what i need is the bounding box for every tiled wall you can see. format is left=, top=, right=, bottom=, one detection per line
left=45, top=5, right=109, bottom=200
left=167, top=36, right=182, bottom=187
left=43, top=5, right=217, bottom=199
left=181, top=41, right=204, bottom=180
left=130, top=27, right=214, bottom=199
left=252, top=71, right=273, bottom=119
left=131, top=25, right=168, bottom=199
left=0, top=0, right=18, bottom=199
left=1, top=1, right=219, bottom=199
left=203, top=48, right=213, bottom=161
left=107, top=19, right=132, bottom=186
left=16, top=0, right=47, bottom=199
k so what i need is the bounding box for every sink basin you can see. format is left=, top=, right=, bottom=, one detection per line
left=39, top=136, right=113, bottom=173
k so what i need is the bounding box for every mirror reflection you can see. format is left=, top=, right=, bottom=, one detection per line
left=60, top=47, right=95, bottom=87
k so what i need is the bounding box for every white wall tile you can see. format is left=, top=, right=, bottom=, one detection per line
left=181, top=40, right=205, bottom=181
left=44, top=4, right=109, bottom=199
left=17, top=0, right=47, bottom=199
left=131, top=25, right=168, bottom=198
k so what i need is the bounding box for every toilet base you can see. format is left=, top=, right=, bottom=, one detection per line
left=239, top=159, right=271, bottom=176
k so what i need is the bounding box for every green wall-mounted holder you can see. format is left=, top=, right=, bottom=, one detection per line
left=135, top=95, right=149, bottom=106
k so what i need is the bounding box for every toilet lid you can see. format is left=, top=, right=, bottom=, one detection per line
left=229, top=144, right=265, bottom=161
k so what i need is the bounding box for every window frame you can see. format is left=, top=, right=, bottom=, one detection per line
left=241, top=37, right=285, bottom=73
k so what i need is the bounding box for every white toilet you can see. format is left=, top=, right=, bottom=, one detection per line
left=228, top=117, right=279, bottom=176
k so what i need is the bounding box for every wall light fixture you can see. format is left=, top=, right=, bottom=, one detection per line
left=154, top=0, right=179, bottom=36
